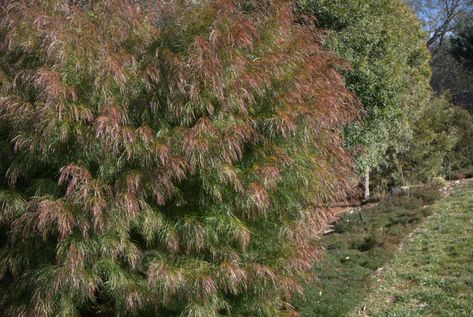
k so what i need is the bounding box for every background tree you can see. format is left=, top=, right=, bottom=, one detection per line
left=430, top=43, right=473, bottom=99
left=299, top=0, right=432, bottom=198
left=407, top=0, right=473, bottom=112
left=0, top=0, right=359, bottom=316
left=377, top=98, right=458, bottom=186
left=451, top=22, right=473, bottom=70
left=448, top=104, right=473, bottom=170
left=373, top=97, right=473, bottom=188
left=406, top=0, right=473, bottom=54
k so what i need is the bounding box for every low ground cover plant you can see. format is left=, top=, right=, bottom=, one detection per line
left=293, top=184, right=442, bottom=317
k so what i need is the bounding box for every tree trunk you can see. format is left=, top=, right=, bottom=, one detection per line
left=364, top=168, right=370, bottom=201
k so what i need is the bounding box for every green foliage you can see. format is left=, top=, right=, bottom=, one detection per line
left=299, top=0, right=432, bottom=172
left=447, top=167, right=473, bottom=180
left=373, top=98, right=473, bottom=188
left=0, top=0, right=359, bottom=316
left=292, top=184, right=443, bottom=317
left=430, top=41, right=473, bottom=97
left=430, top=176, right=448, bottom=188
left=410, top=185, right=443, bottom=204
left=395, top=98, right=458, bottom=184
left=448, top=107, right=473, bottom=170
left=451, top=19, right=473, bottom=70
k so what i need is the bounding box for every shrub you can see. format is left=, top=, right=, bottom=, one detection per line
left=0, top=1, right=360, bottom=315
left=353, top=236, right=380, bottom=252
left=448, top=107, right=473, bottom=170
left=334, top=213, right=361, bottom=233
left=375, top=97, right=473, bottom=189
left=326, top=240, right=347, bottom=251
left=463, top=168, right=473, bottom=178
left=367, top=192, right=384, bottom=203
left=449, top=170, right=466, bottom=180
left=389, top=196, right=424, bottom=210
left=421, top=206, right=435, bottom=217
left=431, top=177, right=447, bottom=187
left=410, top=186, right=443, bottom=204
left=448, top=168, right=473, bottom=180
left=374, top=97, right=461, bottom=188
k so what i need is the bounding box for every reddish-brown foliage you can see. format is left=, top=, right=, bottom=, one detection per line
left=0, top=0, right=359, bottom=316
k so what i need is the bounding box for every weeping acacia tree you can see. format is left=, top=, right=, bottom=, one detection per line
left=0, top=0, right=359, bottom=316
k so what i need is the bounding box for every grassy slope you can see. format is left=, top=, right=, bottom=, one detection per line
left=355, top=181, right=473, bottom=317
left=293, top=186, right=442, bottom=317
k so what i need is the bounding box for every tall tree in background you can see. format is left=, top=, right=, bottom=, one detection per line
left=299, top=0, right=431, bottom=198
left=407, top=0, right=473, bottom=54
left=430, top=42, right=473, bottom=98
left=451, top=22, right=473, bottom=69
left=449, top=21, right=473, bottom=112
left=407, top=0, right=473, bottom=111
left=0, top=0, right=359, bottom=316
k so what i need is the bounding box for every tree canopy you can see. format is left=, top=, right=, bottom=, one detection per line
left=299, top=0, right=431, bottom=182
left=406, top=0, right=473, bottom=53
left=0, top=0, right=359, bottom=316
left=451, top=23, right=473, bottom=70
left=407, top=0, right=473, bottom=110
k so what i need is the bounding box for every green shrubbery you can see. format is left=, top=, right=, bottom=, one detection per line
left=447, top=167, right=473, bottom=180
left=299, top=0, right=431, bottom=181
left=373, top=97, right=473, bottom=189
left=452, top=22, right=473, bottom=71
